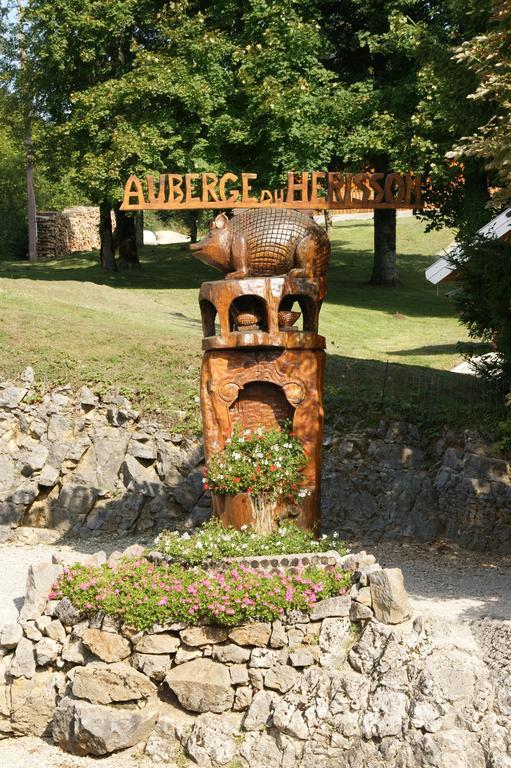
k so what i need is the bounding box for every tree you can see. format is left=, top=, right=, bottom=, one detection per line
left=314, top=0, right=492, bottom=283
left=196, top=0, right=340, bottom=189
left=22, top=1, right=233, bottom=269
left=451, top=232, right=511, bottom=381
left=450, top=0, right=511, bottom=206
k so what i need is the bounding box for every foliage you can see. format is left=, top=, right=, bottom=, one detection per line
left=0, top=90, right=27, bottom=258
left=204, top=423, right=307, bottom=500
left=316, top=0, right=492, bottom=236
left=450, top=230, right=511, bottom=380
left=450, top=0, right=511, bottom=205
left=52, top=557, right=352, bottom=631
left=153, top=518, right=347, bottom=566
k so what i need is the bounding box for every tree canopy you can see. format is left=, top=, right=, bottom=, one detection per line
left=2, top=0, right=509, bottom=271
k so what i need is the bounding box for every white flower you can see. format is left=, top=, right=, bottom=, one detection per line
left=240, top=525, right=248, bottom=530
left=195, top=541, right=203, bottom=548
left=181, top=532, right=190, bottom=540
left=244, top=429, right=251, bottom=435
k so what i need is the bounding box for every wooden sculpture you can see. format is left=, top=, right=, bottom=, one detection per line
left=193, top=208, right=330, bottom=533
left=190, top=208, right=330, bottom=280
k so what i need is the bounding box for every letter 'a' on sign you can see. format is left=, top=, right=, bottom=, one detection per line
left=122, top=175, right=146, bottom=209
left=120, top=171, right=425, bottom=211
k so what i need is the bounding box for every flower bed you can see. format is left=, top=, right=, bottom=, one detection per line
left=153, top=518, right=347, bottom=565
left=53, top=558, right=352, bottom=632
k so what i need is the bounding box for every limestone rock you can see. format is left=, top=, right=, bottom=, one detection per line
left=289, top=648, right=315, bottom=668
left=180, top=626, right=229, bottom=647
left=24, top=621, right=42, bottom=641
left=10, top=637, right=35, bottom=678
left=249, top=648, right=277, bottom=668
left=186, top=713, right=239, bottom=768
left=243, top=690, right=280, bottom=730
left=229, top=664, right=249, bottom=686
left=46, top=619, right=66, bottom=644
left=72, top=661, right=156, bottom=704
left=121, top=455, right=160, bottom=497
left=10, top=670, right=61, bottom=736
left=82, top=628, right=131, bottom=662
left=272, top=695, right=309, bottom=740
left=240, top=732, right=284, bottom=767
left=369, top=568, right=410, bottom=624
left=269, top=620, right=288, bottom=649
left=211, top=643, right=251, bottom=664
left=264, top=664, right=300, bottom=693
left=175, top=646, right=202, bottom=665
left=52, top=695, right=159, bottom=756
left=310, top=596, right=351, bottom=621
left=319, top=617, right=351, bottom=656
left=350, top=602, right=374, bottom=621
left=0, top=623, right=22, bottom=649
left=165, top=658, right=234, bottom=713
left=131, top=652, right=173, bottom=682
left=362, top=687, right=408, bottom=738
left=37, top=464, right=60, bottom=488
left=35, top=637, right=60, bottom=666
left=417, top=729, right=486, bottom=768
left=53, top=598, right=81, bottom=627
left=61, top=638, right=87, bottom=665
left=134, top=632, right=180, bottom=654
left=233, top=685, right=253, bottom=711
left=20, top=444, right=49, bottom=476
left=0, top=386, right=27, bottom=409
left=19, top=562, right=62, bottom=622
left=229, top=622, right=271, bottom=647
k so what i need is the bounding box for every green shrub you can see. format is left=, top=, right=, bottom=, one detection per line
left=52, top=558, right=352, bottom=632
left=204, top=422, right=307, bottom=500
left=153, top=518, right=347, bottom=566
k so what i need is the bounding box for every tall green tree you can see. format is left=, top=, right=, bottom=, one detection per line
left=450, top=0, right=511, bottom=205
left=23, top=0, right=232, bottom=269
left=315, top=0, right=491, bottom=283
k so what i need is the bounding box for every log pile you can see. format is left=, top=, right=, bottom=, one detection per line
left=35, top=206, right=107, bottom=260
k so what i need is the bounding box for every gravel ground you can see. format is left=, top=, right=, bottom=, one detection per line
left=0, top=535, right=509, bottom=767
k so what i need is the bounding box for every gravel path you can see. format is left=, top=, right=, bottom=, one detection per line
left=0, top=536, right=509, bottom=767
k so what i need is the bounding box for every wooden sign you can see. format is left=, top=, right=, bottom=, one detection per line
left=121, top=171, right=423, bottom=211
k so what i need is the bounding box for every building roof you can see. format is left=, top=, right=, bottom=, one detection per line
left=425, top=208, right=511, bottom=286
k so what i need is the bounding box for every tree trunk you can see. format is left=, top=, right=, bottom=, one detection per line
left=135, top=211, right=144, bottom=249
left=114, top=204, right=140, bottom=268
left=371, top=208, right=398, bottom=286
left=24, top=121, right=37, bottom=262
left=189, top=212, right=198, bottom=244
left=99, top=201, right=116, bottom=271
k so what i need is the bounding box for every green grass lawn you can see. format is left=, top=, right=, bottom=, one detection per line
left=0, top=216, right=502, bottom=432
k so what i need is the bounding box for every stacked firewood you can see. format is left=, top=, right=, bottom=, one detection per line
left=35, top=206, right=106, bottom=260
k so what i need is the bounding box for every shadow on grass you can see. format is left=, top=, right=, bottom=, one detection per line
left=324, top=354, right=506, bottom=433
left=389, top=342, right=491, bottom=358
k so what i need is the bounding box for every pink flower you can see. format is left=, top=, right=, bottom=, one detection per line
left=158, top=597, right=168, bottom=606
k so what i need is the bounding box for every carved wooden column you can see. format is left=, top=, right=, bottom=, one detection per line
left=199, top=275, right=326, bottom=532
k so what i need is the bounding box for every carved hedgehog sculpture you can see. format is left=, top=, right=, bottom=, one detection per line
left=190, top=208, right=330, bottom=280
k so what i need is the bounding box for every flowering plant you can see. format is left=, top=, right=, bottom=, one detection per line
left=52, top=557, right=352, bottom=631
left=154, top=518, right=347, bottom=566
left=204, top=422, right=307, bottom=500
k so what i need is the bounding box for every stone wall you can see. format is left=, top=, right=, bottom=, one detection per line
left=0, top=547, right=509, bottom=767
left=1, top=371, right=510, bottom=552
left=322, top=420, right=511, bottom=553
left=0, top=370, right=208, bottom=542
